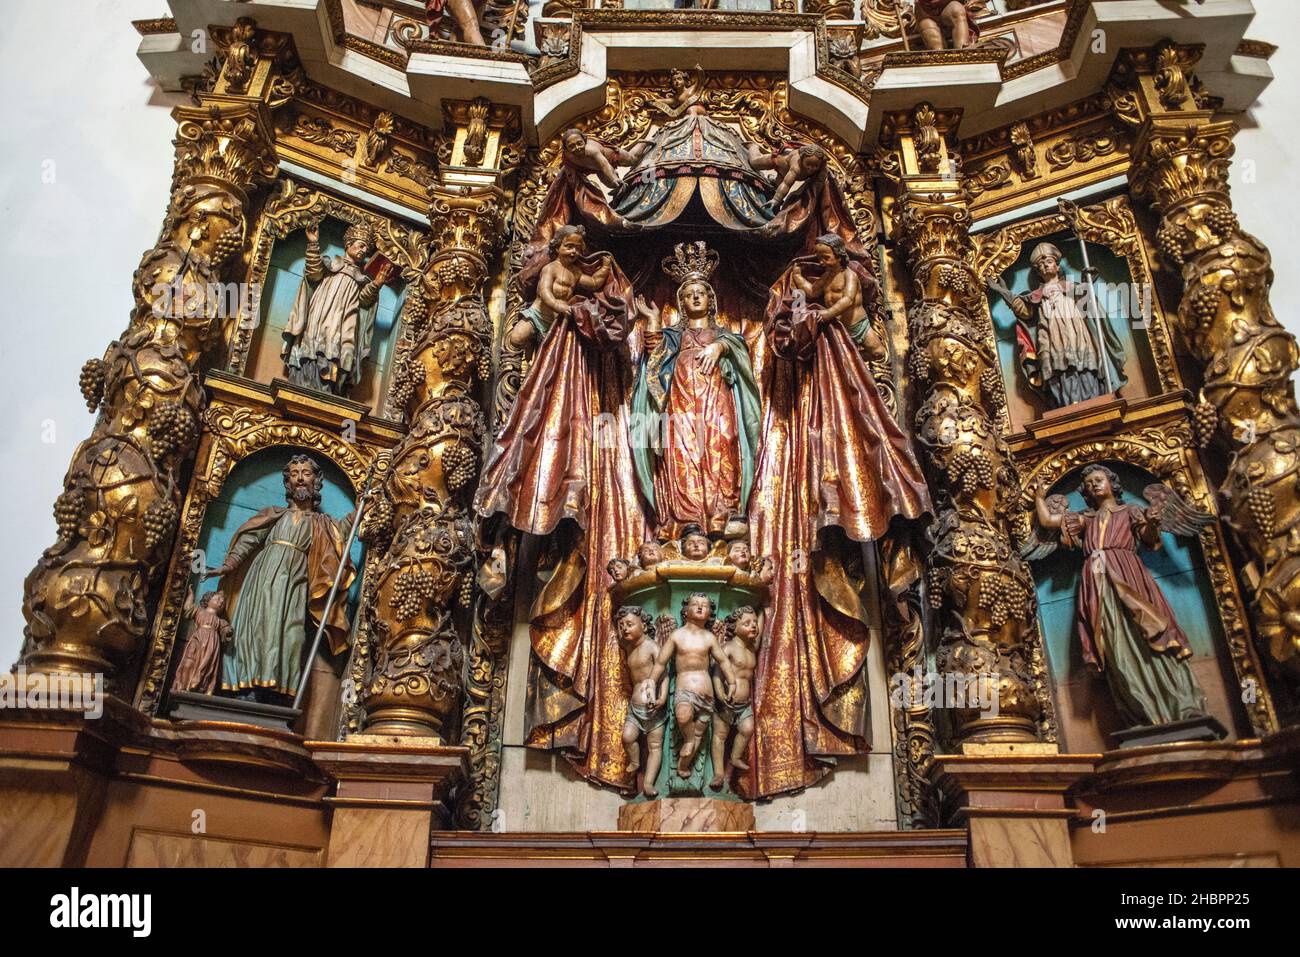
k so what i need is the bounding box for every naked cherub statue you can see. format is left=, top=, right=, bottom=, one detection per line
left=506, top=225, right=613, bottom=349
left=790, top=233, right=887, bottom=361
left=747, top=142, right=828, bottom=213
left=618, top=605, right=668, bottom=798
left=646, top=592, right=738, bottom=778
left=709, top=605, right=759, bottom=791
left=560, top=128, right=645, bottom=192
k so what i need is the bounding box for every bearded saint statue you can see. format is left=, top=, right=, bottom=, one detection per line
left=203, top=455, right=354, bottom=703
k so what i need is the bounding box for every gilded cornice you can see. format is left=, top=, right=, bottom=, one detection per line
left=133, top=17, right=178, bottom=36
left=956, top=93, right=1134, bottom=219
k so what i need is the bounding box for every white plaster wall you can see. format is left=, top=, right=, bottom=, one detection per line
left=0, top=0, right=1297, bottom=685
left=0, top=0, right=185, bottom=668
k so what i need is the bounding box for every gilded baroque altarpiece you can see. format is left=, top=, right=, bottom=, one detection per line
left=4, top=1, right=1300, bottom=867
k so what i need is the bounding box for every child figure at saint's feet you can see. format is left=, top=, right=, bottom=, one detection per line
left=646, top=593, right=738, bottom=779
left=172, top=589, right=232, bottom=695
left=618, top=605, right=668, bottom=798
left=709, top=606, right=759, bottom=791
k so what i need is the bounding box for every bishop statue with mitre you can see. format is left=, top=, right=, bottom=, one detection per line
left=282, top=221, right=386, bottom=398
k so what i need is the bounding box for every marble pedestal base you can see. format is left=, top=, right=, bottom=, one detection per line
left=618, top=797, right=755, bottom=833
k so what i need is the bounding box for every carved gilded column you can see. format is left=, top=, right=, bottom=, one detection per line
left=1116, top=43, right=1300, bottom=686
left=20, top=22, right=286, bottom=686
left=885, top=104, right=1043, bottom=745
left=356, top=103, right=515, bottom=739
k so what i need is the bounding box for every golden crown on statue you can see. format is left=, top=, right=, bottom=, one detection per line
left=661, top=241, right=719, bottom=285
left=343, top=222, right=375, bottom=248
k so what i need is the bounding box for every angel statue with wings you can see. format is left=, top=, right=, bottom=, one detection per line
left=1024, top=464, right=1211, bottom=730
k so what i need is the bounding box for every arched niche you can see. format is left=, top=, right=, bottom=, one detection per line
left=134, top=395, right=387, bottom=724
left=1027, top=459, right=1252, bottom=753
left=193, top=445, right=364, bottom=614
left=975, top=195, right=1179, bottom=433
left=245, top=219, right=409, bottom=414
left=230, top=180, right=429, bottom=420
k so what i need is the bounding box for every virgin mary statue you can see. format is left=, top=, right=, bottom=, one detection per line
left=630, top=242, right=762, bottom=541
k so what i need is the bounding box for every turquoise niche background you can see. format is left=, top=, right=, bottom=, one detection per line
left=254, top=217, right=406, bottom=407
left=193, top=446, right=365, bottom=625
left=985, top=224, right=1155, bottom=425
left=1033, top=461, right=1227, bottom=744
left=617, top=574, right=762, bottom=803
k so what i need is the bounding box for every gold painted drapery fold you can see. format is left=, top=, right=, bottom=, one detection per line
left=475, top=254, right=650, bottom=788
left=742, top=263, right=932, bottom=798
left=475, top=255, right=634, bottom=535
left=520, top=358, right=650, bottom=786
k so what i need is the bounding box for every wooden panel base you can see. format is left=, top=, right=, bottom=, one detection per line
left=124, top=830, right=324, bottom=867
left=430, top=830, right=971, bottom=867
left=3, top=693, right=1297, bottom=868
left=306, top=736, right=469, bottom=868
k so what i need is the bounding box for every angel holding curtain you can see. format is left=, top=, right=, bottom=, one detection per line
left=1024, top=464, right=1210, bottom=729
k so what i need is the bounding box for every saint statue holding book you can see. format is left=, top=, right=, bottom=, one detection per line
left=281, top=221, right=395, bottom=398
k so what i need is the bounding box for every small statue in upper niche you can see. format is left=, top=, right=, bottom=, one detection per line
left=747, top=142, right=828, bottom=213
left=988, top=241, right=1128, bottom=411
left=282, top=222, right=388, bottom=398
left=646, top=593, right=738, bottom=779
left=915, top=1, right=981, bottom=51
left=171, top=588, right=232, bottom=696
left=709, top=605, right=759, bottom=791
left=1024, top=464, right=1213, bottom=731
left=560, top=128, right=644, bottom=192
left=618, top=605, right=668, bottom=798
left=506, top=225, right=615, bottom=350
